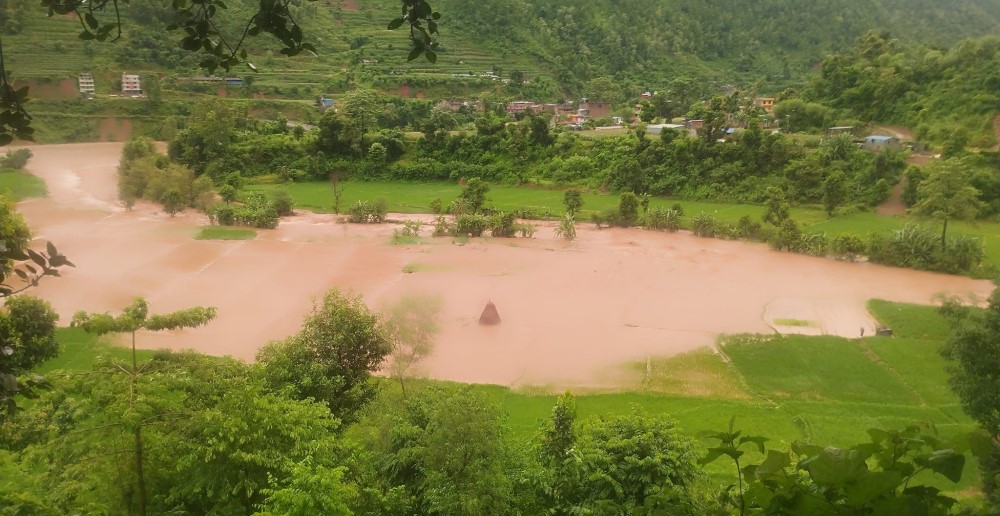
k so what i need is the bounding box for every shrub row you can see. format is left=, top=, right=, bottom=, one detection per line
left=211, top=192, right=281, bottom=229
left=431, top=213, right=536, bottom=238
left=346, top=199, right=388, bottom=223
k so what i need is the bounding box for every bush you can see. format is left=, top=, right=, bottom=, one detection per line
left=219, top=184, right=238, bottom=203
left=347, top=199, right=387, bottom=224
left=511, top=207, right=555, bottom=220
left=515, top=222, right=537, bottom=238
left=161, top=189, right=185, bottom=217
left=192, top=176, right=215, bottom=212
left=454, top=214, right=488, bottom=237
left=554, top=214, right=576, bottom=241
left=212, top=204, right=237, bottom=226
left=801, top=233, right=829, bottom=256
left=0, top=149, right=32, bottom=169
left=690, top=212, right=718, bottom=237
left=489, top=212, right=517, bottom=237
left=619, top=192, right=639, bottom=226
left=239, top=192, right=280, bottom=229
left=644, top=207, right=681, bottom=232
left=271, top=189, right=294, bottom=216
left=671, top=202, right=684, bottom=216
left=592, top=208, right=623, bottom=228
left=447, top=198, right=472, bottom=216
left=768, top=218, right=803, bottom=251
left=735, top=215, right=762, bottom=240
left=458, top=177, right=489, bottom=213
left=563, top=189, right=584, bottom=216
left=432, top=216, right=452, bottom=237
left=831, top=234, right=866, bottom=261
left=429, top=198, right=442, bottom=214
left=398, top=220, right=422, bottom=237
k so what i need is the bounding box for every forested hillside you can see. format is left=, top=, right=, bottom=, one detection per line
left=438, top=0, right=1000, bottom=93
left=808, top=32, right=1000, bottom=146
left=4, top=0, right=1000, bottom=100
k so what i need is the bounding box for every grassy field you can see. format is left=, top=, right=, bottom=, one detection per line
left=32, top=299, right=983, bottom=495
left=0, top=169, right=47, bottom=200
left=250, top=180, right=1000, bottom=268
left=193, top=226, right=257, bottom=240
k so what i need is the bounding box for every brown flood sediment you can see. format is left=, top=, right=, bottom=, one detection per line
left=12, top=143, right=995, bottom=388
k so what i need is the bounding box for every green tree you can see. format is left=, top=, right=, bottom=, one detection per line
left=218, top=183, right=237, bottom=204
left=821, top=170, right=847, bottom=216
left=913, top=158, right=983, bottom=250
left=255, top=289, right=392, bottom=424
left=562, top=189, right=584, bottom=216
left=459, top=177, right=490, bottom=213
left=0, top=296, right=59, bottom=421
left=0, top=192, right=30, bottom=266
left=141, top=73, right=161, bottom=105
left=583, top=76, right=624, bottom=106
left=940, top=289, right=1000, bottom=507
left=763, top=187, right=790, bottom=225
left=160, top=189, right=184, bottom=217
left=383, top=293, right=442, bottom=397
left=545, top=409, right=701, bottom=513
left=619, top=192, right=639, bottom=226
left=72, top=298, right=217, bottom=516
left=375, top=387, right=517, bottom=515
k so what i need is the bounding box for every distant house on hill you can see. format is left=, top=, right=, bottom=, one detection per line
left=754, top=97, right=775, bottom=115
left=316, top=96, right=335, bottom=112
left=646, top=123, right=684, bottom=135
left=579, top=100, right=610, bottom=120
left=863, top=135, right=900, bottom=151
left=121, top=74, right=142, bottom=96
left=78, top=73, right=95, bottom=98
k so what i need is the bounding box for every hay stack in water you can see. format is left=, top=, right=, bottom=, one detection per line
left=479, top=300, right=501, bottom=325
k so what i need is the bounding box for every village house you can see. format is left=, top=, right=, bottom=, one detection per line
left=754, top=97, right=775, bottom=115
left=579, top=100, right=611, bottom=120
left=121, top=74, right=142, bottom=96
left=863, top=135, right=901, bottom=151
left=78, top=73, right=95, bottom=98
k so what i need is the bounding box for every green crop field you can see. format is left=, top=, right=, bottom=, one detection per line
left=249, top=179, right=1000, bottom=268
left=0, top=169, right=47, bottom=200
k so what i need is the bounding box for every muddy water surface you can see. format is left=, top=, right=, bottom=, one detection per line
left=13, top=143, right=994, bottom=387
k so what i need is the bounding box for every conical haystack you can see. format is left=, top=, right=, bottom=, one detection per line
left=479, top=300, right=501, bottom=325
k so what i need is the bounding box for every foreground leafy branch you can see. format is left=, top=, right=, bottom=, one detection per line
left=702, top=419, right=974, bottom=514
left=0, top=241, right=75, bottom=298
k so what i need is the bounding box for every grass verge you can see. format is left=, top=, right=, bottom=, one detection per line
left=194, top=226, right=257, bottom=240
left=0, top=169, right=47, bottom=200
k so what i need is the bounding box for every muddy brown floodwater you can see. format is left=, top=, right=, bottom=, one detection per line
left=11, top=143, right=995, bottom=388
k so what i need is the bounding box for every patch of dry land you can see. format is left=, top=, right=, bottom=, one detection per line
left=13, top=143, right=994, bottom=388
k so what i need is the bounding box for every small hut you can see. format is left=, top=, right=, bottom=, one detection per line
left=479, top=301, right=501, bottom=325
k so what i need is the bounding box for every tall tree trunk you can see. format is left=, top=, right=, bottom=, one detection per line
left=131, top=331, right=148, bottom=516
left=134, top=427, right=148, bottom=516
left=941, top=218, right=948, bottom=252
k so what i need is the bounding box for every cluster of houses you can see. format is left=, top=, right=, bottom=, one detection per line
left=77, top=72, right=143, bottom=98
left=433, top=98, right=612, bottom=128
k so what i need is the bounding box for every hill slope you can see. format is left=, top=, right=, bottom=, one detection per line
left=4, top=0, right=1000, bottom=101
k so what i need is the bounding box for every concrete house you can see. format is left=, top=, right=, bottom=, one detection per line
left=121, top=74, right=142, bottom=96
left=579, top=100, right=611, bottom=120
left=863, top=135, right=900, bottom=151
left=78, top=73, right=95, bottom=98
